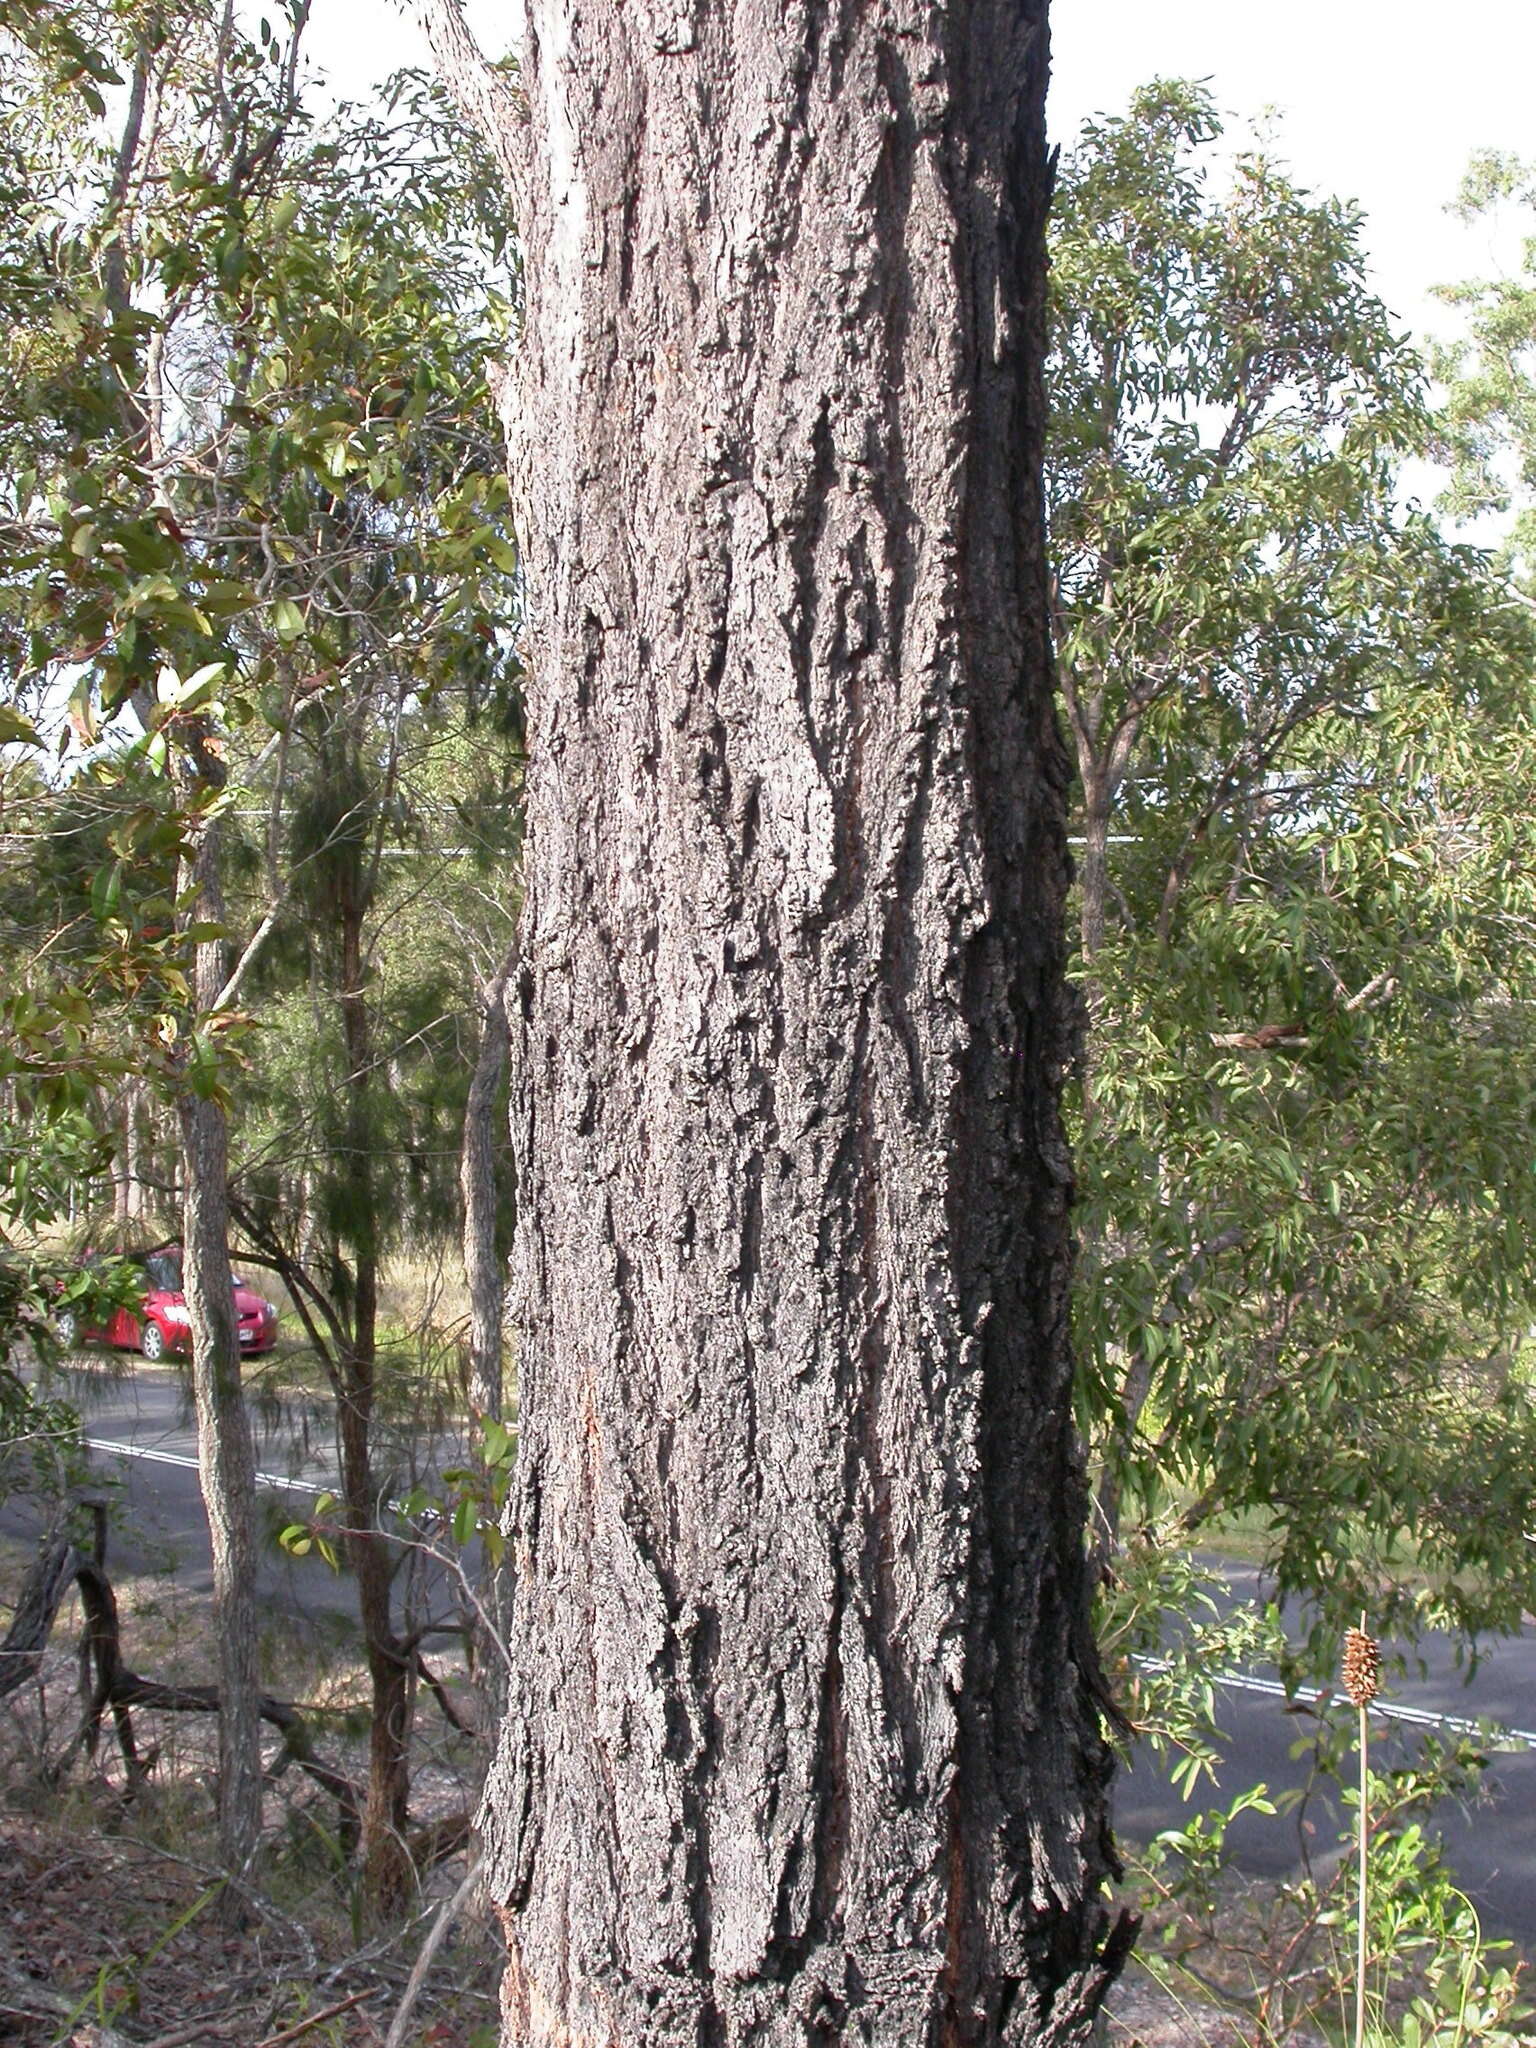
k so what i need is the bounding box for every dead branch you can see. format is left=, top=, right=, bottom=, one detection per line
left=1, top=1515, right=364, bottom=1838
left=406, top=1808, right=474, bottom=1871
left=414, top=1649, right=476, bottom=1735
left=382, top=1854, right=484, bottom=2048
left=0, top=1519, right=77, bottom=1701
left=1208, top=1021, right=1311, bottom=1052
left=254, top=1987, right=382, bottom=2048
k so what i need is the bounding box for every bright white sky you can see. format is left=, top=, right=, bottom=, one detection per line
left=1050, top=0, right=1536, bottom=345
left=309, top=0, right=1536, bottom=350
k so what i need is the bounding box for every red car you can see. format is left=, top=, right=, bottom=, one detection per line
left=60, top=1247, right=279, bottom=1362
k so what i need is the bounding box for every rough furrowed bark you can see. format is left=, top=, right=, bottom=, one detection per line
left=476, top=3, right=1128, bottom=2042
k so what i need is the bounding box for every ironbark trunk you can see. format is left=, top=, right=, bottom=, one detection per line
left=465, top=3, right=1127, bottom=2040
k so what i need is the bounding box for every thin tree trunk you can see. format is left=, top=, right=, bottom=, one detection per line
left=336, top=887, right=413, bottom=1919
left=461, top=942, right=517, bottom=1717
left=452, top=4, right=1130, bottom=2040
left=461, top=943, right=516, bottom=1426
left=121, top=1078, right=153, bottom=1223
left=336, top=1350, right=413, bottom=1918
left=1074, top=772, right=1111, bottom=1134
left=178, top=814, right=264, bottom=1902
left=125, top=1080, right=143, bottom=1222
left=113, top=1082, right=133, bottom=1225
left=1077, top=779, right=1110, bottom=973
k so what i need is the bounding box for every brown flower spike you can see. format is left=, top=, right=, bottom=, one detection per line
left=1342, top=1625, right=1380, bottom=1708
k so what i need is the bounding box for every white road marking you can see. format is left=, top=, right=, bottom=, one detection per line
left=1136, top=1653, right=1536, bottom=1748
left=69, top=1442, right=1536, bottom=1755
left=84, top=1435, right=334, bottom=1498
left=82, top=1435, right=425, bottom=1521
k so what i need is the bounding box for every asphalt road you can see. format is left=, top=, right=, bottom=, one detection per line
left=1, top=1355, right=469, bottom=1637
left=1115, top=1559, right=1536, bottom=1944
left=7, top=1362, right=1536, bottom=1943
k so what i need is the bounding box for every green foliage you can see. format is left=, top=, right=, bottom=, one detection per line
left=280, top=1490, right=340, bottom=1569
left=0, top=3, right=119, bottom=115
left=1054, top=84, right=1536, bottom=1647
left=280, top=1417, right=517, bottom=1570
left=0, top=8, right=521, bottom=1618
left=1132, top=1720, right=1530, bottom=2047
left=1434, top=152, right=1536, bottom=592
left=1100, top=1540, right=1290, bottom=1800
left=0, top=1, right=520, bottom=1279
left=0, top=1217, right=139, bottom=1503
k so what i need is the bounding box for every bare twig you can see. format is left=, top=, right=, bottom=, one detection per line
left=382, top=1855, right=484, bottom=2048
left=255, top=1986, right=381, bottom=2048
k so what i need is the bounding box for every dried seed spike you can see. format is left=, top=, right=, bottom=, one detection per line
left=1342, top=1623, right=1380, bottom=1708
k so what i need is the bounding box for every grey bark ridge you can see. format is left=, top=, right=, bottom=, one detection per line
left=470, top=3, right=1129, bottom=2042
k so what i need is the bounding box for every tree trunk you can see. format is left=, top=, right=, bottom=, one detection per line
left=464, top=4, right=1128, bottom=2040
left=112, top=1077, right=151, bottom=1225
left=1076, top=774, right=1110, bottom=972
left=461, top=942, right=517, bottom=1717
left=336, top=1339, right=414, bottom=1919
left=461, top=942, right=516, bottom=1426
left=114, top=1081, right=134, bottom=1224
left=335, top=886, right=414, bottom=1920
left=178, top=815, right=265, bottom=1901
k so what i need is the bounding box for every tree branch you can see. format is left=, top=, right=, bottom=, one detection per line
left=410, top=0, right=526, bottom=214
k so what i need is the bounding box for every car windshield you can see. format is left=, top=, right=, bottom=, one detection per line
left=142, top=1250, right=183, bottom=1292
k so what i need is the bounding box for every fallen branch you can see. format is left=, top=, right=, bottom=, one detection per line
left=0, top=1518, right=77, bottom=1701
left=407, top=1806, right=474, bottom=1870
left=2, top=1513, right=364, bottom=1836
left=0, top=1948, right=136, bottom=2047
left=414, top=1647, right=475, bottom=1735
left=8, top=1510, right=477, bottom=1887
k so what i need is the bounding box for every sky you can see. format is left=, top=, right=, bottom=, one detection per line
left=306, top=0, right=1536, bottom=351
left=1049, top=0, right=1536, bottom=345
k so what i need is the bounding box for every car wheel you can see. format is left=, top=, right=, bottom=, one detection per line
left=55, top=1307, right=78, bottom=1348
left=140, top=1320, right=167, bottom=1362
